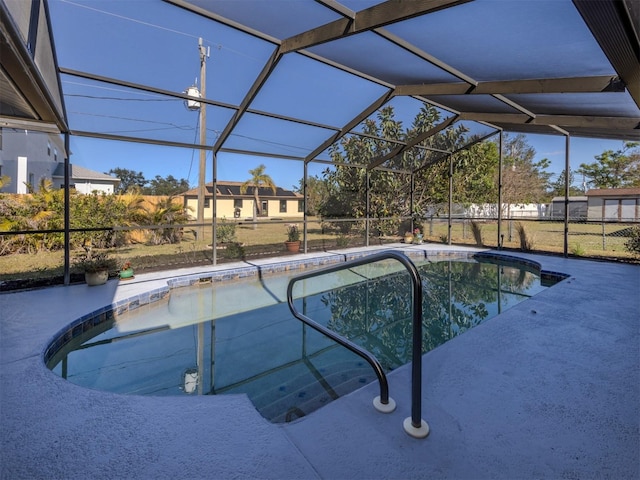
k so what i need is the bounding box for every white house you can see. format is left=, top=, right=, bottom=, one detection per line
left=51, top=163, right=120, bottom=194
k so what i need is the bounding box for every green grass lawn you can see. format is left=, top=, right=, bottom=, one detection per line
left=0, top=218, right=637, bottom=288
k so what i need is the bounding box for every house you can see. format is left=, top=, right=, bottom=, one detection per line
left=51, top=164, right=120, bottom=194
left=183, top=181, right=303, bottom=220
left=548, top=196, right=588, bottom=220
left=586, top=188, right=640, bottom=221
left=0, top=128, right=119, bottom=194
left=0, top=128, right=65, bottom=193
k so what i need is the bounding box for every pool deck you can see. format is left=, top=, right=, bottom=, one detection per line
left=1, top=244, right=638, bottom=479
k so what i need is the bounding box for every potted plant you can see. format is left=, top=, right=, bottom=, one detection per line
left=285, top=224, right=301, bottom=253
left=119, top=261, right=134, bottom=280
left=413, top=227, right=423, bottom=244
left=403, top=230, right=414, bottom=244
left=74, top=251, right=117, bottom=286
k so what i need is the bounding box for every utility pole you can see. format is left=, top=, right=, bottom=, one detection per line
left=197, top=37, right=208, bottom=240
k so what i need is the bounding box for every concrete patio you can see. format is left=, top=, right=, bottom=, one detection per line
left=1, top=245, right=638, bottom=479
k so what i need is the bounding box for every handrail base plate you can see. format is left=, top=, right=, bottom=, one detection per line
left=403, top=417, right=429, bottom=439
left=373, top=396, right=396, bottom=413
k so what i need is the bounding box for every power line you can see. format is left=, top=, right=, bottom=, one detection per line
left=66, top=94, right=179, bottom=102
left=60, top=0, right=202, bottom=41
left=58, top=0, right=261, bottom=62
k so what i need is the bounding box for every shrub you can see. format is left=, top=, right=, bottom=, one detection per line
left=515, top=222, right=534, bottom=251
left=470, top=221, right=483, bottom=247
left=217, top=218, right=236, bottom=243
left=221, top=242, right=245, bottom=260
left=336, top=234, right=349, bottom=247
left=624, top=225, right=640, bottom=257
left=570, top=243, right=586, bottom=256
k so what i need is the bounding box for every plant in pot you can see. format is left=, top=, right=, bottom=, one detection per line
left=285, top=224, right=301, bottom=253
left=412, top=227, right=423, bottom=244
left=74, top=251, right=117, bottom=286
left=119, top=260, right=134, bottom=280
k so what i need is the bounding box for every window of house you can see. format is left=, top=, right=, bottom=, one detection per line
left=29, top=173, right=34, bottom=186
left=234, top=199, right=242, bottom=208
left=47, top=141, right=51, bottom=156
left=280, top=200, right=287, bottom=213
left=204, top=198, right=210, bottom=208
left=298, top=200, right=304, bottom=213
left=54, top=148, right=58, bottom=162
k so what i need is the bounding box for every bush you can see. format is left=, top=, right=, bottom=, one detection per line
left=570, top=243, right=586, bottom=256
left=515, top=222, right=534, bottom=251
left=217, top=219, right=237, bottom=243
left=221, top=242, right=245, bottom=260
left=624, top=225, right=640, bottom=257
left=470, top=221, right=483, bottom=247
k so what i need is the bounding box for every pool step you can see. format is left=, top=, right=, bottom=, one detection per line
left=259, top=366, right=375, bottom=423
left=246, top=355, right=375, bottom=423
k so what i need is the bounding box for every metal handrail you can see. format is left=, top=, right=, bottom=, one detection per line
left=286, top=250, right=429, bottom=438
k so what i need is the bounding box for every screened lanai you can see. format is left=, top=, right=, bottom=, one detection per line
left=1, top=0, right=639, bottom=286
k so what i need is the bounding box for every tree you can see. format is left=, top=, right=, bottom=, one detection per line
left=107, top=168, right=147, bottom=193
left=547, top=169, right=584, bottom=199
left=0, top=175, right=11, bottom=191
left=294, top=175, right=329, bottom=216
left=575, top=142, right=640, bottom=189
left=141, top=196, right=191, bottom=245
left=319, top=104, right=503, bottom=234
left=240, top=164, right=276, bottom=223
left=319, top=105, right=422, bottom=234
left=500, top=134, right=552, bottom=207
left=143, top=175, right=190, bottom=196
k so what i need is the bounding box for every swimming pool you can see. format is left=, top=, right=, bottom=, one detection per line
left=45, top=251, right=564, bottom=423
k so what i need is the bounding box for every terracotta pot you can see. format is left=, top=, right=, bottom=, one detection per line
left=404, top=234, right=414, bottom=244
left=285, top=241, right=301, bottom=253
left=85, top=270, right=108, bottom=286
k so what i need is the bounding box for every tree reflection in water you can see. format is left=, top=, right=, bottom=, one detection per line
left=319, top=259, right=539, bottom=371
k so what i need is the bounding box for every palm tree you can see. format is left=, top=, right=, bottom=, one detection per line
left=143, top=195, right=192, bottom=245
left=0, top=175, right=10, bottom=190
left=240, top=164, right=276, bottom=225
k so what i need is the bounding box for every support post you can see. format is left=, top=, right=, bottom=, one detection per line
left=448, top=155, right=453, bottom=245
left=410, top=172, right=415, bottom=234
left=64, top=132, right=70, bottom=285
left=497, top=131, right=503, bottom=249
left=564, top=135, right=570, bottom=257
left=303, top=162, right=308, bottom=253
left=366, top=171, right=370, bottom=247
left=212, top=152, right=217, bottom=265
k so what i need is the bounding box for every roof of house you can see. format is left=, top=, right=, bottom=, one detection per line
left=586, top=188, right=640, bottom=197
left=52, top=164, right=120, bottom=184
left=184, top=181, right=302, bottom=199
left=551, top=196, right=588, bottom=202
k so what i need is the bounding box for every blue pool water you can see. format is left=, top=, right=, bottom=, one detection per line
left=47, top=255, right=559, bottom=423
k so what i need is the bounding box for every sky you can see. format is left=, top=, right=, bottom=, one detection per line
left=49, top=0, right=629, bottom=192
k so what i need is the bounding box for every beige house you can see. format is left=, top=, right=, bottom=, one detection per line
left=183, top=181, right=303, bottom=220
left=586, top=188, right=640, bottom=221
